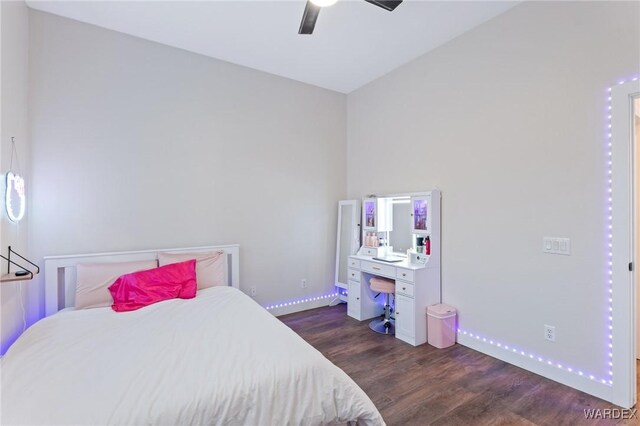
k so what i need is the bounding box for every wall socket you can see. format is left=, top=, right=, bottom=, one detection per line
left=544, top=325, right=556, bottom=342
left=249, top=286, right=257, bottom=297
left=301, top=279, right=308, bottom=289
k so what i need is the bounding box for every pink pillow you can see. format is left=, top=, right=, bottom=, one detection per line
left=108, top=260, right=197, bottom=312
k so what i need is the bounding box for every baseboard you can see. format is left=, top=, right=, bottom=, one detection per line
left=457, top=334, right=616, bottom=406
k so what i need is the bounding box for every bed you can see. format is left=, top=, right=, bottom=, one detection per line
left=1, top=245, right=384, bottom=425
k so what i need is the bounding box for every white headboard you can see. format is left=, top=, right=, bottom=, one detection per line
left=44, top=244, right=240, bottom=316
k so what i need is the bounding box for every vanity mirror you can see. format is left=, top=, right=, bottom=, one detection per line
left=388, top=197, right=412, bottom=255
left=334, top=200, right=360, bottom=296
left=359, top=194, right=414, bottom=257
left=358, top=191, right=438, bottom=260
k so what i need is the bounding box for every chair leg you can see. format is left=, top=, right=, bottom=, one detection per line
left=368, top=292, right=395, bottom=335
left=383, top=296, right=391, bottom=320
left=389, top=294, right=395, bottom=320
left=379, top=293, right=391, bottom=319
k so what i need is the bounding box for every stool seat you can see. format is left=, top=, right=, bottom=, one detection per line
left=368, top=277, right=395, bottom=335
left=370, top=277, right=395, bottom=293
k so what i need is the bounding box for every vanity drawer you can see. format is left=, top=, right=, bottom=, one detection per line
left=361, top=247, right=377, bottom=257
left=396, top=281, right=414, bottom=298
left=361, top=261, right=395, bottom=278
left=348, top=258, right=361, bottom=269
left=347, top=269, right=360, bottom=282
left=396, top=268, right=414, bottom=282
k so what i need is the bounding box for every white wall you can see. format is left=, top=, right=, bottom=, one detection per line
left=28, top=11, right=346, bottom=320
left=0, top=0, right=34, bottom=355
left=348, top=0, right=639, bottom=391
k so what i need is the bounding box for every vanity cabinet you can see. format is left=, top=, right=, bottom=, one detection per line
left=347, top=281, right=361, bottom=319
left=362, top=198, right=392, bottom=233
left=362, top=198, right=377, bottom=231
left=410, top=195, right=431, bottom=235
left=395, top=294, right=415, bottom=339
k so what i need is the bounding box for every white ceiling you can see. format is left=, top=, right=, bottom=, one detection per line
left=26, top=0, right=519, bottom=93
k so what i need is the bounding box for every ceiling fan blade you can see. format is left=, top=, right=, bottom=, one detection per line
left=299, top=1, right=321, bottom=35
left=364, top=0, right=403, bottom=11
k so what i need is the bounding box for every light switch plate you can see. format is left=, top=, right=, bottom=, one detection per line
left=543, top=237, right=571, bottom=255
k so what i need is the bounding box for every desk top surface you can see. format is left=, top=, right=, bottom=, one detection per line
left=349, top=254, right=427, bottom=270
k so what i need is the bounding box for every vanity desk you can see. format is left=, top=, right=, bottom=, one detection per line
left=343, top=190, right=441, bottom=347
left=347, top=254, right=440, bottom=346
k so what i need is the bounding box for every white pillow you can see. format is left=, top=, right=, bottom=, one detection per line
left=158, top=250, right=225, bottom=290
left=75, top=260, right=158, bottom=309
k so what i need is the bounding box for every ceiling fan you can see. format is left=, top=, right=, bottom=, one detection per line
left=299, top=0, right=403, bottom=35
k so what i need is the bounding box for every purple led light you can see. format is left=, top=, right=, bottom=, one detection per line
left=264, top=293, right=339, bottom=311
left=458, top=326, right=607, bottom=383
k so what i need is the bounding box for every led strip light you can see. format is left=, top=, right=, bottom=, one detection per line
left=457, top=75, right=639, bottom=387
left=264, top=293, right=338, bottom=311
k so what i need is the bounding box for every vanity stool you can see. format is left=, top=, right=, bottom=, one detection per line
left=369, top=277, right=396, bottom=335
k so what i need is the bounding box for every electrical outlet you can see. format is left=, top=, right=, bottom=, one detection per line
left=544, top=325, right=556, bottom=342
left=301, top=279, right=307, bottom=289
left=249, top=286, right=257, bottom=297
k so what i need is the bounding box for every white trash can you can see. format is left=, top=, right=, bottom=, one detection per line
left=427, top=304, right=457, bottom=349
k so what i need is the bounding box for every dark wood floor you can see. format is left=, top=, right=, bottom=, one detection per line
left=279, top=304, right=639, bottom=426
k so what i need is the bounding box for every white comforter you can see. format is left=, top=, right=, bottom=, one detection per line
left=1, top=287, right=384, bottom=425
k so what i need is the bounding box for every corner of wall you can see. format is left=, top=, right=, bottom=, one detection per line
left=1, top=0, right=33, bottom=355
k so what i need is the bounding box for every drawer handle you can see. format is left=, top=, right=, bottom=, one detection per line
left=356, top=297, right=360, bottom=300
left=372, top=267, right=380, bottom=271
left=402, top=273, right=406, bottom=277
left=402, top=287, right=406, bottom=291
left=396, top=311, right=399, bottom=315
